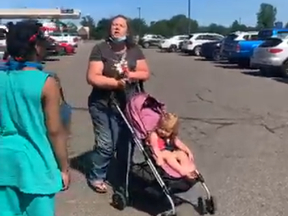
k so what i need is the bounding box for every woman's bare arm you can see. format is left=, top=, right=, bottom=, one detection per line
left=42, top=77, right=69, bottom=172
left=86, top=44, right=119, bottom=89
left=128, top=59, right=150, bottom=80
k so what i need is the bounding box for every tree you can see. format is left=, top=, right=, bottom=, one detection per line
left=129, top=18, right=148, bottom=36
left=66, top=22, right=78, bottom=32
left=76, top=3, right=280, bottom=39
left=94, top=18, right=110, bottom=39
left=168, top=14, right=198, bottom=35
left=230, top=20, right=248, bottom=32
left=80, top=15, right=97, bottom=38
left=148, top=19, right=171, bottom=36
left=285, top=22, right=288, bottom=28
left=257, top=3, right=277, bottom=28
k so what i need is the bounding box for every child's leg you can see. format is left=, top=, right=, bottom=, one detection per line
left=161, top=151, right=189, bottom=176
left=174, top=150, right=196, bottom=172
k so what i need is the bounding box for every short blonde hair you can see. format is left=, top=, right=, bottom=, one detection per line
left=156, top=113, right=179, bottom=138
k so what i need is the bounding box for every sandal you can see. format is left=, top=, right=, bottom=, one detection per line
left=90, top=181, right=107, bottom=193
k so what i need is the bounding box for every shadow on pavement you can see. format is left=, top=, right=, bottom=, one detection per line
left=194, top=58, right=211, bottom=61
left=273, top=77, right=288, bottom=84
left=178, top=53, right=192, bottom=57
left=70, top=151, right=185, bottom=215
left=241, top=70, right=275, bottom=78
left=44, top=57, right=60, bottom=62
left=214, top=64, right=241, bottom=69
left=72, top=106, right=88, bottom=112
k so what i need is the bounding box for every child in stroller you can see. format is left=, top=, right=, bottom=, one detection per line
left=148, top=112, right=198, bottom=179
left=111, top=92, right=216, bottom=215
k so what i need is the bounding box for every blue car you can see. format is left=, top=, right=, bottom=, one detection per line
left=227, top=28, right=288, bottom=67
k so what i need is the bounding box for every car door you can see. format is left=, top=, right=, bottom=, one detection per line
left=151, top=35, right=163, bottom=46
left=63, top=33, right=69, bottom=43
left=194, top=34, right=208, bottom=47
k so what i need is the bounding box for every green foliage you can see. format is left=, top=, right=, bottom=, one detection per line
left=76, top=3, right=279, bottom=39
left=257, top=3, right=277, bottom=28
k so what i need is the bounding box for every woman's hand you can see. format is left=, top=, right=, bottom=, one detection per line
left=116, top=79, right=127, bottom=89
left=61, top=169, right=71, bottom=191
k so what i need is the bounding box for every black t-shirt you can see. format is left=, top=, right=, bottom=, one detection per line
left=88, top=41, right=145, bottom=107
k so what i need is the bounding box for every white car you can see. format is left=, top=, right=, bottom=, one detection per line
left=159, top=35, right=189, bottom=52
left=48, top=32, right=79, bottom=47
left=0, top=25, right=7, bottom=47
left=181, top=33, right=224, bottom=56
left=251, top=35, right=288, bottom=77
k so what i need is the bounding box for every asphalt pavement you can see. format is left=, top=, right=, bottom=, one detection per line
left=45, top=41, right=288, bottom=216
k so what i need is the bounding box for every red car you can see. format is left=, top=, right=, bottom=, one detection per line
left=58, top=41, right=75, bottom=55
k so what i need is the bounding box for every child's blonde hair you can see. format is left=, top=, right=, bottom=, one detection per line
left=156, top=112, right=179, bottom=138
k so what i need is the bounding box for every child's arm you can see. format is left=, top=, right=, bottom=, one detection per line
left=149, top=132, right=164, bottom=164
left=174, top=137, right=194, bottom=159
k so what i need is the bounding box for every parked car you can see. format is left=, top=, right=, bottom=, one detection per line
left=181, top=33, right=224, bottom=56
left=200, top=39, right=223, bottom=61
left=48, top=32, right=79, bottom=47
left=227, top=28, right=288, bottom=67
left=251, top=35, right=288, bottom=77
left=221, top=31, right=258, bottom=63
left=58, top=41, right=75, bottom=55
left=46, top=37, right=63, bottom=56
left=138, top=34, right=165, bottom=49
left=0, top=26, right=7, bottom=47
left=159, top=35, right=189, bottom=52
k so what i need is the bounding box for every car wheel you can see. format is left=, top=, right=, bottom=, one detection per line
left=212, top=49, right=221, bottom=61
left=237, top=59, right=250, bottom=68
left=58, top=47, right=66, bottom=56
left=259, top=67, right=270, bottom=76
left=169, top=44, right=177, bottom=52
left=193, top=46, right=201, bottom=56
left=280, top=60, right=288, bottom=77
left=228, top=58, right=238, bottom=64
left=143, top=42, right=150, bottom=49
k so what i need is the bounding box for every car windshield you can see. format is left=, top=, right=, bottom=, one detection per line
left=258, top=30, right=273, bottom=40
left=0, top=29, right=6, bottom=40
left=259, top=38, right=283, bottom=47
left=226, top=34, right=238, bottom=41
left=188, top=34, right=193, bottom=39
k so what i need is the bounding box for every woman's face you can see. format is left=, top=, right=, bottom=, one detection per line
left=110, top=17, right=128, bottom=38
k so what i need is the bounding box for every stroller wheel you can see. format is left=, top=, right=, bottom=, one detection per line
left=112, top=192, right=127, bottom=210
left=197, top=197, right=207, bottom=215
left=206, top=196, right=216, bottom=214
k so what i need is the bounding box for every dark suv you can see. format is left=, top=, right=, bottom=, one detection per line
left=139, top=34, right=165, bottom=49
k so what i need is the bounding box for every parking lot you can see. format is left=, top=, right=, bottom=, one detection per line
left=46, top=41, right=288, bottom=216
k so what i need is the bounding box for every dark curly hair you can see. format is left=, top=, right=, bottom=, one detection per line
left=6, top=21, right=47, bottom=62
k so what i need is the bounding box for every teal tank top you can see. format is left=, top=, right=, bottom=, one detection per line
left=0, top=70, right=62, bottom=195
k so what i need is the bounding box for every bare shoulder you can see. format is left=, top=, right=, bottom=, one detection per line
left=42, top=76, right=60, bottom=97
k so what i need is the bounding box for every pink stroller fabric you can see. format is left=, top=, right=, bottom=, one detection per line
left=125, top=93, right=183, bottom=178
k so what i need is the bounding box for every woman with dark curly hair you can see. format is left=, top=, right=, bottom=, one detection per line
left=86, top=15, right=150, bottom=193
left=0, top=21, right=69, bottom=216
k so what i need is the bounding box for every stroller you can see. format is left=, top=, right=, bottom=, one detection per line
left=110, top=92, right=216, bottom=216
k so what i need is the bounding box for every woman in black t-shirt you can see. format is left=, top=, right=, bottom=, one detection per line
left=86, top=15, right=150, bottom=193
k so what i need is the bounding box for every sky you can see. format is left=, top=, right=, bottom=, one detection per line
left=0, top=0, right=287, bottom=26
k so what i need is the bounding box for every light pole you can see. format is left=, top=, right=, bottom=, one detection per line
left=188, top=0, right=191, bottom=34
left=137, top=7, right=141, bottom=36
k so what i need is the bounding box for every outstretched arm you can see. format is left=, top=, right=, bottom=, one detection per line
left=174, top=137, right=194, bottom=160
